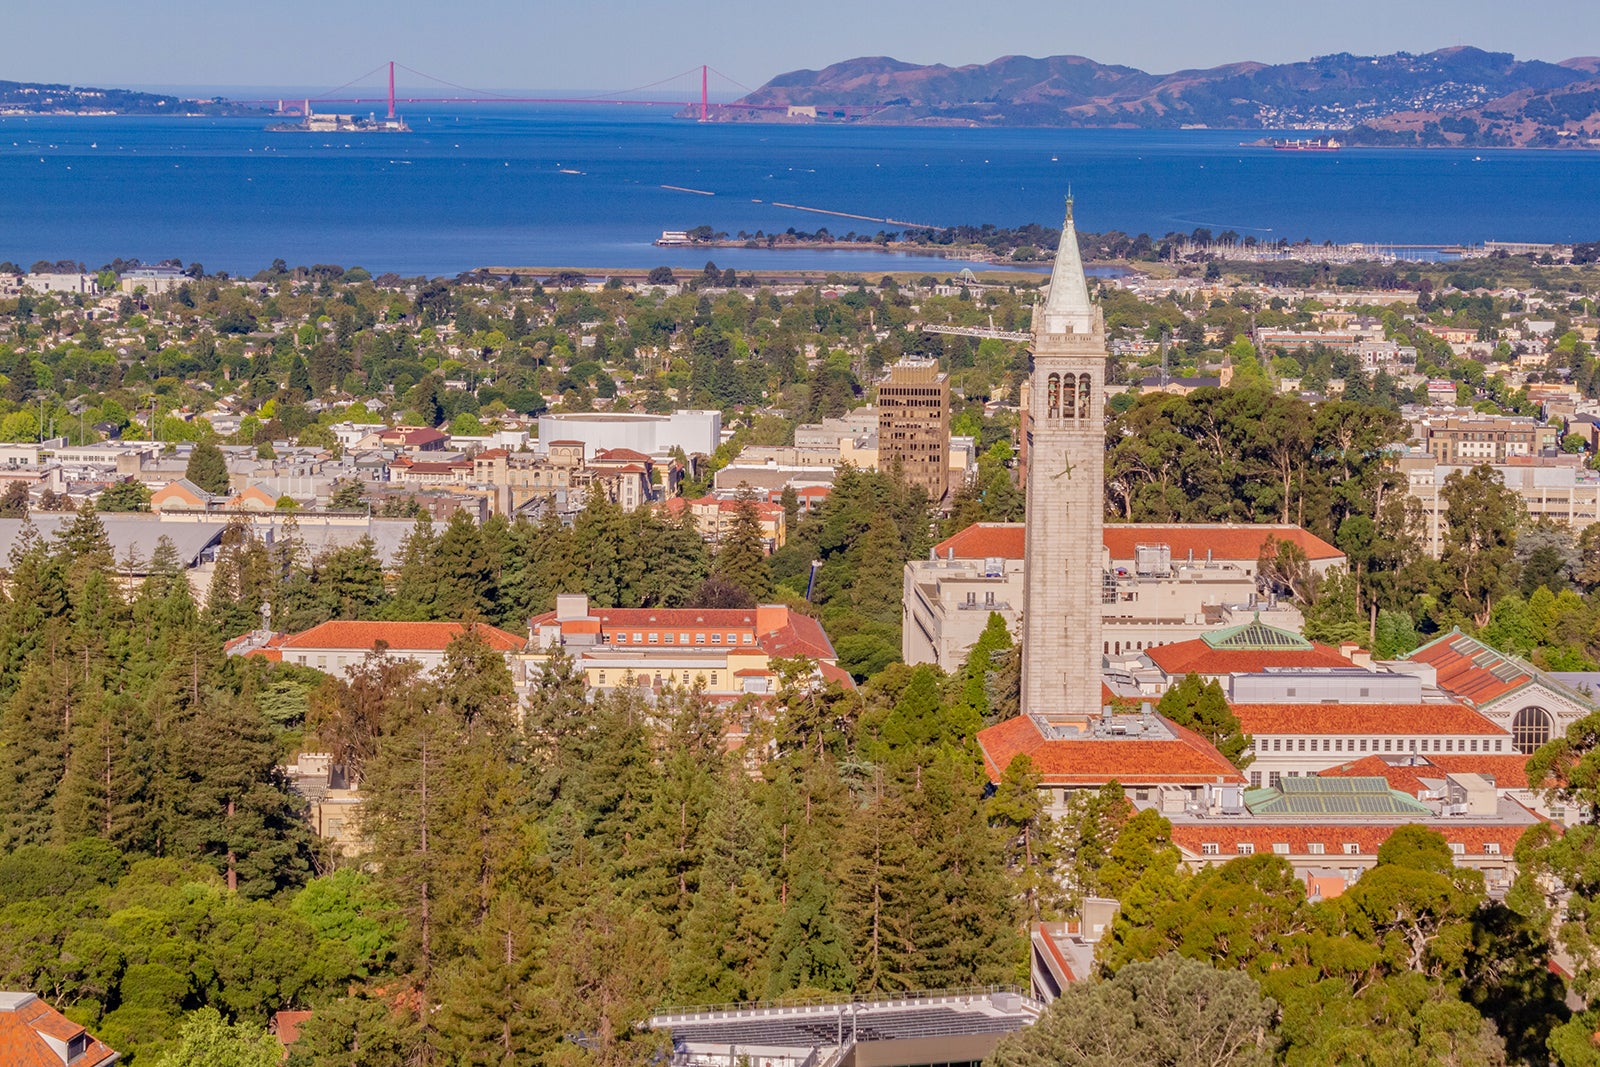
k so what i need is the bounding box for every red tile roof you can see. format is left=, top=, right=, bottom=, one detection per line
left=1168, top=820, right=1535, bottom=859
left=977, top=714, right=1246, bottom=787
left=594, top=447, right=651, bottom=462
left=281, top=621, right=525, bottom=653
left=0, top=994, right=118, bottom=1067
left=1320, top=753, right=1531, bottom=791
left=1404, top=630, right=1550, bottom=708
left=274, top=1009, right=314, bottom=1047
left=931, top=522, right=1344, bottom=564
left=526, top=605, right=841, bottom=665
left=1147, top=640, right=1352, bottom=677
left=1232, top=702, right=1507, bottom=736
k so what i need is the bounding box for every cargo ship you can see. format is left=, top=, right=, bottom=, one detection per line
left=1272, top=137, right=1342, bottom=151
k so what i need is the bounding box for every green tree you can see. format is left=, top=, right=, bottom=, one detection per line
left=185, top=440, right=231, bottom=496
left=988, top=953, right=1276, bottom=1067
left=97, top=479, right=152, bottom=512
left=1157, top=673, right=1252, bottom=769
left=710, top=496, right=772, bottom=603
left=153, top=1006, right=283, bottom=1067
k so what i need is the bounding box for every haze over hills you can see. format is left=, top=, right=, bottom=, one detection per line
left=730, top=46, right=1600, bottom=145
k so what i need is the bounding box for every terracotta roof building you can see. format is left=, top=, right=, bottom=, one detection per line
left=230, top=620, right=529, bottom=687
left=528, top=593, right=850, bottom=701
left=0, top=991, right=118, bottom=1067
left=1399, top=630, right=1596, bottom=754
left=1161, top=774, right=1543, bottom=898
left=905, top=523, right=1339, bottom=671
left=1143, top=619, right=1357, bottom=686
left=977, top=707, right=1247, bottom=822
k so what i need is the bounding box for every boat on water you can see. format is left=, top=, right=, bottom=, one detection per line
left=1272, top=137, right=1342, bottom=152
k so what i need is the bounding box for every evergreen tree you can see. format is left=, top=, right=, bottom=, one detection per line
left=317, top=536, right=387, bottom=620
left=386, top=514, right=440, bottom=620
left=710, top=497, right=772, bottom=603
left=1157, top=673, right=1253, bottom=769
left=185, top=440, right=231, bottom=496
left=431, top=510, right=496, bottom=619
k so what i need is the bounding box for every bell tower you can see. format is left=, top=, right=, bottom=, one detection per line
left=1020, top=197, right=1106, bottom=721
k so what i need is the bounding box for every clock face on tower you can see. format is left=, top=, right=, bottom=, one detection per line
left=1051, top=453, right=1075, bottom=481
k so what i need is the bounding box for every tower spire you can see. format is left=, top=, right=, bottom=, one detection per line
left=1040, top=194, right=1093, bottom=334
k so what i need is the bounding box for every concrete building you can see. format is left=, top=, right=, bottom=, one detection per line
left=1021, top=199, right=1106, bottom=722
left=536, top=410, right=720, bottom=460
left=21, top=272, right=97, bottom=295
left=1402, top=453, right=1600, bottom=551
left=903, top=521, right=1342, bottom=670
left=876, top=361, right=950, bottom=500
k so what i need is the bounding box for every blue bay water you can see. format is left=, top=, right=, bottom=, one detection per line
left=2, top=104, right=1599, bottom=276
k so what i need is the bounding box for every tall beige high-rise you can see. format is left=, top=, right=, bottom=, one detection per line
left=1020, top=198, right=1106, bottom=721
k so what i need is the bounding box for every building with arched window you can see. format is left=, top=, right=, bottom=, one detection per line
left=1399, top=630, right=1595, bottom=755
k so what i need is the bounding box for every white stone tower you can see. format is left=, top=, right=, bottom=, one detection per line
left=1020, top=197, right=1106, bottom=721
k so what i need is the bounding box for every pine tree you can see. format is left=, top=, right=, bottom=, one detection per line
left=431, top=510, right=495, bottom=619
left=0, top=657, right=75, bottom=847
left=317, top=536, right=387, bottom=619
left=766, top=870, right=855, bottom=995
left=184, top=441, right=231, bottom=496
left=386, top=514, right=440, bottom=620
left=164, top=690, right=316, bottom=897
left=710, top=497, right=772, bottom=603
left=286, top=354, right=313, bottom=400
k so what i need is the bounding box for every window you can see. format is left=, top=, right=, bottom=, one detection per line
left=1449, top=842, right=1465, bottom=855
left=1273, top=739, right=1282, bottom=752
left=1470, top=739, right=1478, bottom=752
left=695, top=633, right=706, bottom=644
left=1297, top=739, right=1306, bottom=751
left=711, top=633, right=722, bottom=644
left=1237, top=843, right=1255, bottom=855
left=1286, top=687, right=1296, bottom=697
left=1360, top=687, right=1370, bottom=697
left=1384, top=739, right=1393, bottom=752
left=633, top=633, right=643, bottom=644
left=1342, top=843, right=1360, bottom=855
left=1495, top=739, right=1504, bottom=752
left=663, top=633, right=674, bottom=644
left=743, top=633, right=754, bottom=644
left=710, top=672, right=719, bottom=686
left=1484, top=842, right=1501, bottom=855
left=680, top=633, right=689, bottom=644
left=1249, top=773, right=1261, bottom=788
left=1201, top=843, right=1219, bottom=855
left=597, top=671, right=606, bottom=686
left=1269, top=772, right=1281, bottom=787
left=966, top=592, right=977, bottom=605
left=1360, top=740, right=1367, bottom=752
left=1409, top=740, right=1417, bottom=751
left=648, top=633, right=659, bottom=644
left=727, top=633, right=737, bottom=644
left=1308, top=843, right=1325, bottom=855
left=1513, top=706, right=1552, bottom=754
left=1446, top=739, right=1454, bottom=752
left=1272, top=843, right=1290, bottom=855
left=682, top=672, right=690, bottom=684
left=1335, top=739, right=1343, bottom=752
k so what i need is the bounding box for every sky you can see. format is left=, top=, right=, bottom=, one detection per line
left=5, top=0, right=1600, bottom=94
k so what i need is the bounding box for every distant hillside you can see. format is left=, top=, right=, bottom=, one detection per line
left=726, top=47, right=1600, bottom=145
left=0, top=79, right=258, bottom=116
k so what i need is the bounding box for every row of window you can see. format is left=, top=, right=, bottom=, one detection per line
left=603, top=631, right=755, bottom=646
left=1200, top=840, right=1499, bottom=857
left=596, top=670, right=721, bottom=688
left=1259, top=736, right=1504, bottom=755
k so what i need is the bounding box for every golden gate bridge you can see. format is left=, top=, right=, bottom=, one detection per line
left=228, top=61, right=886, bottom=121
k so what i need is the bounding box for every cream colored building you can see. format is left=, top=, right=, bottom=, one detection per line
left=906, top=521, right=1340, bottom=670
